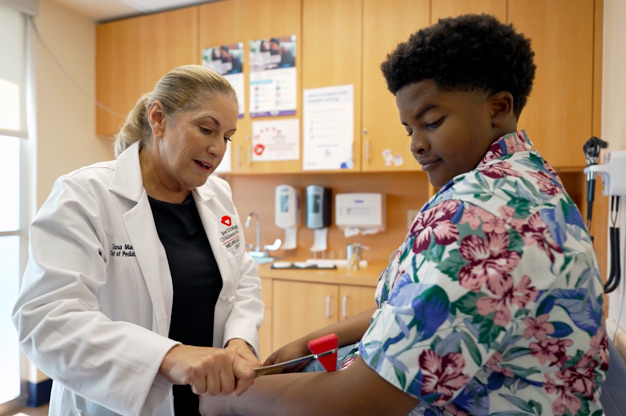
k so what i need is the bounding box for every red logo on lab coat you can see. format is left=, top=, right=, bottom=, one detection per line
left=221, top=216, right=232, bottom=226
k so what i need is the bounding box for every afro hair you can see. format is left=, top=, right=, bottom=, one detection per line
left=381, top=14, right=536, bottom=117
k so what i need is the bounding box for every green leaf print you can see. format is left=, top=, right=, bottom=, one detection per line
left=394, top=366, right=407, bottom=390
left=474, top=313, right=504, bottom=345
left=435, top=248, right=466, bottom=281
left=461, top=331, right=482, bottom=366
left=528, top=400, right=543, bottom=415
left=453, top=291, right=482, bottom=315
left=500, top=393, right=534, bottom=412
left=505, top=195, right=532, bottom=217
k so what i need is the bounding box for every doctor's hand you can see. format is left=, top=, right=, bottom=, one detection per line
left=225, top=338, right=261, bottom=368
left=158, top=344, right=255, bottom=396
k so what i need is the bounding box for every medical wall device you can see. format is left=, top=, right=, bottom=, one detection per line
left=274, top=185, right=301, bottom=250
left=584, top=148, right=626, bottom=294
left=306, top=185, right=331, bottom=252
left=335, top=193, right=386, bottom=237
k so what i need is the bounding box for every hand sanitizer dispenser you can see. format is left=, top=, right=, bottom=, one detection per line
left=306, top=185, right=331, bottom=252
left=275, top=185, right=301, bottom=250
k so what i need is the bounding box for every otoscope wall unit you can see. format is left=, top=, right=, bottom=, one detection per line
left=584, top=150, right=626, bottom=197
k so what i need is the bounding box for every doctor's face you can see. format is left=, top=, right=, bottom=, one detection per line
left=155, top=93, right=237, bottom=192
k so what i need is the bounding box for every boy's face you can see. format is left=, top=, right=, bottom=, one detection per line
left=396, top=79, right=501, bottom=188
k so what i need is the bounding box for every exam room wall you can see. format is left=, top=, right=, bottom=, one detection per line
left=602, top=0, right=626, bottom=362
left=34, top=0, right=112, bottom=208
left=27, top=0, right=113, bottom=385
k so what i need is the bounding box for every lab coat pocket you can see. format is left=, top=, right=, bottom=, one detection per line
left=226, top=251, right=244, bottom=285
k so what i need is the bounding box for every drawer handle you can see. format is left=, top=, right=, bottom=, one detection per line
left=342, top=296, right=347, bottom=319
left=325, top=296, right=331, bottom=318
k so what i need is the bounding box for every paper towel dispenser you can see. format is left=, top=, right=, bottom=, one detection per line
left=335, top=193, right=385, bottom=235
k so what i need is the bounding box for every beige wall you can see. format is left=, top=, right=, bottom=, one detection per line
left=34, top=0, right=113, bottom=208
left=602, top=0, right=626, bottom=359
left=25, top=0, right=113, bottom=384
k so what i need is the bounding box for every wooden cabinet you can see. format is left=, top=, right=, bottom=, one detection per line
left=258, top=277, right=273, bottom=360
left=429, top=0, right=595, bottom=170
left=361, top=0, right=429, bottom=172
left=199, top=0, right=302, bottom=174
left=96, top=7, right=199, bottom=137
left=509, top=0, right=594, bottom=169
left=301, top=0, right=363, bottom=172
left=271, top=280, right=376, bottom=350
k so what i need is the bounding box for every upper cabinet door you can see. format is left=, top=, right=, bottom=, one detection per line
left=302, top=0, right=362, bottom=172
left=431, top=0, right=506, bottom=21
left=96, top=18, right=145, bottom=137
left=96, top=7, right=199, bottom=137
left=201, top=0, right=302, bottom=174
left=508, top=0, right=594, bottom=169
left=361, top=0, right=429, bottom=172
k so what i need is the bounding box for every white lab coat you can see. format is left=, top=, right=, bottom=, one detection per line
left=12, top=142, right=263, bottom=416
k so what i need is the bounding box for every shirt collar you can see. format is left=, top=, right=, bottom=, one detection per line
left=478, top=129, right=533, bottom=168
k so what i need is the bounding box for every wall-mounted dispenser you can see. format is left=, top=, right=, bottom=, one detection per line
left=275, top=185, right=301, bottom=250
left=335, top=193, right=386, bottom=237
left=306, top=185, right=331, bottom=252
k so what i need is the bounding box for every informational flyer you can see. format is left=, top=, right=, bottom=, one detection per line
left=252, top=119, right=299, bottom=161
left=302, top=84, right=354, bottom=170
left=249, top=35, right=297, bottom=117
left=202, top=42, right=245, bottom=118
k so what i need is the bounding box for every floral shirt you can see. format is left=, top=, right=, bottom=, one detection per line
left=358, top=131, right=608, bottom=416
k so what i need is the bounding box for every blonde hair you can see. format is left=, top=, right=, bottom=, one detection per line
left=114, top=65, right=237, bottom=157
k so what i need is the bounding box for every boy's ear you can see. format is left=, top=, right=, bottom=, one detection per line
left=488, top=91, right=514, bottom=127
left=147, top=100, right=166, bottom=138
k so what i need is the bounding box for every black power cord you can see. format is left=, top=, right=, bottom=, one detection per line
left=604, top=196, right=622, bottom=294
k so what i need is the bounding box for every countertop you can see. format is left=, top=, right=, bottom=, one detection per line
left=255, top=260, right=388, bottom=287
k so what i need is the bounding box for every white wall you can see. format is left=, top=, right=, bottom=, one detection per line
left=602, top=0, right=626, bottom=360
left=25, top=0, right=113, bottom=384
left=34, top=0, right=113, bottom=208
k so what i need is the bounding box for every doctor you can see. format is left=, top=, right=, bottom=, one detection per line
left=12, top=65, right=263, bottom=416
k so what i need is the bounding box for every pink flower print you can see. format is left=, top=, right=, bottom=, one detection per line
left=505, top=133, right=529, bottom=153
left=498, top=205, right=525, bottom=232
left=486, top=352, right=514, bottom=377
left=544, top=374, right=582, bottom=415
left=557, top=354, right=597, bottom=399
left=458, top=232, right=520, bottom=291
left=528, top=170, right=562, bottom=196
left=521, top=212, right=563, bottom=262
left=588, top=327, right=609, bottom=371
left=542, top=160, right=563, bottom=185
left=481, top=212, right=507, bottom=234
left=510, top=275, right=538, bottom=308
left=443, top=404, right=470, bottom=416
left=523, top=314, right=555, bottom=340
left=460, top=204, right=483, bottom=230
left=481, top=161, right=523, bottom=179
left=410, top=200, right=460, bottom=253
left=419, top=350, right=471, bottom=406
left=481, top=142, right=504, bottom=165
left=530, top=338, right=573, bottom=367
left=476, top=274, right=537, bottom=326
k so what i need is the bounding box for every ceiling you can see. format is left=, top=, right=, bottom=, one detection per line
left=49, top=0, right=218, bottom=22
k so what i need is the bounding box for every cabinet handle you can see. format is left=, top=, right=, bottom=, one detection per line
left=247, top=144, right=252, bottom=165
left=365, top=140, right=370, bottom=162
left=325, top=295, right=331, bottom=318
left=342, top=296, right=347, bottom=319
left=236, top=146, right=242, bottom=166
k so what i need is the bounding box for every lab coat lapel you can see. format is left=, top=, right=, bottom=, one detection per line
left=110, top=143, right=173, bottom=336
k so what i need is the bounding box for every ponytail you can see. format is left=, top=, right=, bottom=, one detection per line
left=113, top=93, right=151, bottom=158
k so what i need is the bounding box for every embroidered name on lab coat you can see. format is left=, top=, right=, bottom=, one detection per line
left=220, top=219, right=241, bottom=250
left=110, top=243, right=136, bottom=257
